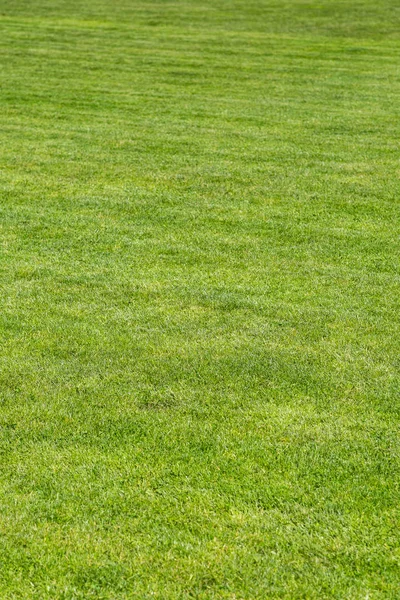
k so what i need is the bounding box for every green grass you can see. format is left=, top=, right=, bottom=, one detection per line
left=1, top=0, right=400, bottom=597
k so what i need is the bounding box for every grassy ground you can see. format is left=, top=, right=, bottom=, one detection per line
left=1, top=0, right=400, bottom=597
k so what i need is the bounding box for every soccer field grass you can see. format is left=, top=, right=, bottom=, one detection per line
left=1, top=0, right=399, bottom=597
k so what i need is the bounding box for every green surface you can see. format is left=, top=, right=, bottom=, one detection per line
left=1, top=0, right=400, bottom=598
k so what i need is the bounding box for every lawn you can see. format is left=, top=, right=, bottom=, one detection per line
left=0, top=0, right=399, bottom=597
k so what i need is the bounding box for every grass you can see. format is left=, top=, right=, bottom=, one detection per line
left=0, top=0, right=400, bottom=597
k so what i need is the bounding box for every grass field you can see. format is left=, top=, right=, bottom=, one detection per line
left=1, top=0, right=400, bottom=597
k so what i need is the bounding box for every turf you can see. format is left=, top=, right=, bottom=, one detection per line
left=0, top=0, right=400, bottom=598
